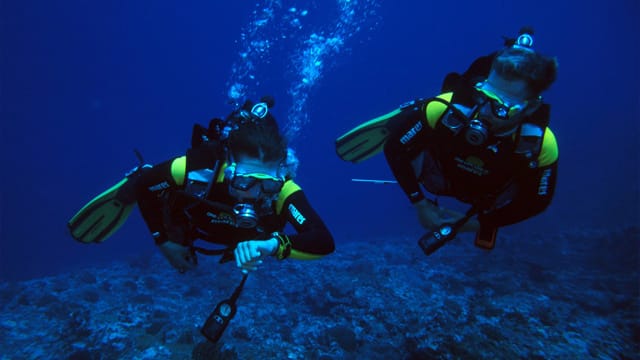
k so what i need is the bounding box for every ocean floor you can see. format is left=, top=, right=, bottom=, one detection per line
left=1, top=226, right=638, bottom=359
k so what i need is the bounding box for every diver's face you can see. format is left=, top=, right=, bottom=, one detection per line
left=484, top=71, right=533, bottom=101
left=476, top=71, right=538, bottom=135
left=228, top=156, right=284, bottom=201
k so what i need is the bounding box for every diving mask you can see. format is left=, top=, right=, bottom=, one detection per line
left=476, top=85, right=529, bottom=121
left=229, top=172, right=284, bottom=196
left=469, top=84, right=535, bottom=142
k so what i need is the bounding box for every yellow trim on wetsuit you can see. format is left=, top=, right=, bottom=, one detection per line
left=217, top=161, right=229, bottom=183
left=216, top=162, right=301, bottom=215
left=426, top=92, right=558, bottom=167
left=173, top=156, right=322, bottom=259
left=276, top=180, right=301, bottom=215
left=425, top=92, right=454, bottom=129
left=289, top=250, right=324, bottom=260
left=170, top=156, right=187, bottom=186
left=537, top=128, right=559, bottom=166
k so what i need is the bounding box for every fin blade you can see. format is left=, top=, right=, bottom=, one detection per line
left=68, top=178, right=135, bottom=243
left=335, top=109, right=399, bottom=163
left=336, top=125, right=390, bottom=163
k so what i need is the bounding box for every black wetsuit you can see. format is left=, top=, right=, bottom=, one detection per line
left=131, top=145, right=335, bottom=259
left=383, top=92, right=559, bottom=228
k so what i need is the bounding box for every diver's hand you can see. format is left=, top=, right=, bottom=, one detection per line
left=438, top=207, right=480, bottom=233
left=234, top=238, right=278, bottom=274
left=414, top=199, right=443, bottom=231
left=414, top=199, right=480, bottom=233
left=158, top=241, right=197, bottom=273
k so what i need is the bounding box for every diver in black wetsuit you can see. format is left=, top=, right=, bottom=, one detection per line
left=384, top=29, right=559, bottom=249
left=336, top=28, right=559, bottom=251
left=137, top=100, right=335, bottom=272
left=69, top=97, right=334, bottom=273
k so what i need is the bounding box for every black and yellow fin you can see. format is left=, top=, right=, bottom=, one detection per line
left=68, top=178, right=136, bottom=243
left=335, top=109, right=400, bottom=163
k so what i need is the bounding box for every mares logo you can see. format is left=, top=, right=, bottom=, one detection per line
left=400, top=122, right=423, bottom=144
left=538, top=168, right=552, bottom=195
left=288, top=203, right=306, bottom=225
left=148, top=181, right=170, bottom=192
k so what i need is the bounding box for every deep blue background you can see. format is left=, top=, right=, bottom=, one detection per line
left=2, top=0, right=638, bottom=281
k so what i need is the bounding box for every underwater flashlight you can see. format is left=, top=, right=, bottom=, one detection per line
left=201, top=299, right=237, bottom=343
left=516, top=33, right=534, bottom=48
left=201, top=274, right=248, bottom=343
left=250, top=102, right=269, bottom=118
left=418, top=224, right=458, bottom=256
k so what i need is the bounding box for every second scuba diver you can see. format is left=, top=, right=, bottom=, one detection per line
left=69, top=96, right=335, bottom=273
left=336, top=28, right=559, bottom=253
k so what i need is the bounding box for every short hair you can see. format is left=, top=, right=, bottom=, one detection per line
left=227, top=120, right=288, bottom=163
left=491, top=47, right=559, bottom=95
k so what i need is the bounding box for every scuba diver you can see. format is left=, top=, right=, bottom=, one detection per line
left=336, top=27, right=559, bottom=253
left=69, top=96, right=335, bottom=273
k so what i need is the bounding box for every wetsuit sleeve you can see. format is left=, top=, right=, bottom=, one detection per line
left=383, top=100, right=437, bottom=204
left=134, top=157, right=185, bottom=244
left=276, top=183, right=335, bottom=260
left=478, top=160, right=558, bottom=227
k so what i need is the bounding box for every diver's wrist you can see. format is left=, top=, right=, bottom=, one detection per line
left=271, top=232, right=292, bottom=260
left=409, top=192, right=425, bottom=204
left=266, top=237, right=279, bottom=256
left=152, top=231, right=168, bottom=245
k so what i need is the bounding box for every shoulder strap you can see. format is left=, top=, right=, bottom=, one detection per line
left=513, top=104, right=550, bottom=165
left=525, top=103, right=550, bottom=127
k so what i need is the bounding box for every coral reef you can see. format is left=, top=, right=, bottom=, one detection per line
left=0, top=226, right=637, bottom=359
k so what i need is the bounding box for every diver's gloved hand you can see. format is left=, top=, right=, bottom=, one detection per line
left=158, top=241, right=197, bottom=273
left=234, top=238, right=278, bottom=274
left=438, top=207, right=480, bottom=233
left=414, top=199, right=480, bottom=233
left=414, top=199, right=445, bottom=231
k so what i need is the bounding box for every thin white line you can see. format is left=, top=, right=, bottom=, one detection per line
left=351, top=178, right=398, bottom=184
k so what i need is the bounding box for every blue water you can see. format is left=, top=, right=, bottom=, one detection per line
left=1, top=0, right=639, bottom=357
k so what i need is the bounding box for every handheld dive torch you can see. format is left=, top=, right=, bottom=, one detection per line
left=418, top=206, right=478, bottom=256
left=200, top=274, right=248, bottom=343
